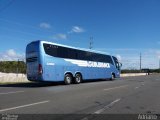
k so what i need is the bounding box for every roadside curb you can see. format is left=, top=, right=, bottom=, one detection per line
left=121, top=73, right=148, bottom=77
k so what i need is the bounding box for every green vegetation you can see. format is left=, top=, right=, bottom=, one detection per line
left=149, top=69, right=160, bottom=73
left=121, top=69, right=141, bottom=73
left=121, top=69, right=160, bottom=73
left=0, top=61, right=26, bottom=73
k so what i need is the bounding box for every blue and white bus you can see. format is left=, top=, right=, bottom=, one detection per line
left=26, top=40, right=122, bottom=84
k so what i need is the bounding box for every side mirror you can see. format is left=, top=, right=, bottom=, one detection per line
left=119, top=63, right=122, bottom=67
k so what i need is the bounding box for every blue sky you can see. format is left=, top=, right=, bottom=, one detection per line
left=0, top=0, right=160, bottom=69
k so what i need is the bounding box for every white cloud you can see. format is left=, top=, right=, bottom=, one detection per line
left=94, top=48, right=160, bottom=69
left=157, top=41, right=160, bottom=45
left=0, top=49, right=24, bottom=61
left=53, top=33, right=67, bottom=40
left=70, top=26, right=85, bottom=33
left=40, top=22, right=51, bottom=29
left=116, top=54, right=122, bottom=61
left=120, top=50, right=160, bottom=69
left=156, top=50, right=160, bottom=59
left=6, top=49, right=17, bottom=57
left=57, top=34, right=67, bottom=39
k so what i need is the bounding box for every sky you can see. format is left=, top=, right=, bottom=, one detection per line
left=0, top=0, right=160, bottom=69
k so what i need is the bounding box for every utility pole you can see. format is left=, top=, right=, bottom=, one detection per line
left=89, top=36, right=93, bottom=49
left=140, top=53, right=142, bottom=71
left=159, top=59, right=160, bottom=70
left=17, top=59, right=19, bottom=77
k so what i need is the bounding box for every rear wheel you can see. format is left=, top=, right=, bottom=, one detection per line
left=74, top=73, right=82, bottom=84
left=64, top=74, right=72, bottom=85
left=110, top=73, right=115, bottom=80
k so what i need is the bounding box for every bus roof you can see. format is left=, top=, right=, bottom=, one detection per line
left=30, top=40, right=111, bottom=56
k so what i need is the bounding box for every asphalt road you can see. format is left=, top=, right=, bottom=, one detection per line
left=0, top=74, right=160, bottom=120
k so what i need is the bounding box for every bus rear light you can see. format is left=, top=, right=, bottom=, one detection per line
left=38, top=64, right=43, bottom=74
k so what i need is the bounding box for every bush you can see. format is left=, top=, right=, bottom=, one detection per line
left=0, top=61, right=26, bottom=73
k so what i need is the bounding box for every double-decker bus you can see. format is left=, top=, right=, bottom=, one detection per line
left=26, top=40, right=122, bottom=84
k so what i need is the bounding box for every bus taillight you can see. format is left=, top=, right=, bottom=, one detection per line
left=38, top=64, right=43, bottom=74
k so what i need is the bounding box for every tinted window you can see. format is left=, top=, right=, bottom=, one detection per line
left=26, top=57, right=38, bottom=62
left=57, top=46, right=66, bottom=58
left=43, top=43, right=57, bottom=57
left=112, top=56, right=119, bottom=68
left=105, top=55, right=114, bottom=64
left=68, top=48, right=77, bottom=59
left=43, top=43, right=113, bottom=63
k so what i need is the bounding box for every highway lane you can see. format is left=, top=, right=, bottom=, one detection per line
left=0, top=74, right=160, bottom=116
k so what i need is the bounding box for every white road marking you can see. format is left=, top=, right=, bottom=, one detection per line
left=0, top=100, right=50, bottom=112
left=0, top=91, right=24, bottom=95
left=103, top=85, right=128, bottom=91
left=135, top=87, right=139, bottom=89
left=81, top=117, right=88, bottom=120
left=94, top=98, right=121, bottom=114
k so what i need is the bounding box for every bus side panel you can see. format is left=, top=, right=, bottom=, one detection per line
left=37, top=54, right=119, bottom=82
left=77, top=64, right=112, bottom=80
left=42, top=57, right=71, bottom=82
left=84, top=67, right=104, bottom=79
left=42, top=56, right=57, bottom=81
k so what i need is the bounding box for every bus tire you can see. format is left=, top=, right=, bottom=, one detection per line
left=110, top=73, right=115, bottom=80
left=64, top=74, right=72, bottom=85
left=74, top=73, right=82, bottom=84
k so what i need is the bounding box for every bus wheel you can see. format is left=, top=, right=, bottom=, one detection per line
left=74, top=73, right=82, bottom=84
left=64, top=74, right=72, bottom=85
left=110, top=73, right=115, bottom=80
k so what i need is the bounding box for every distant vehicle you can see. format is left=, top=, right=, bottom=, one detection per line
left=26, top=40, right=122, bottom=84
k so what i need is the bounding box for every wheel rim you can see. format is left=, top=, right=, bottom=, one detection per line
left=74, top=74, right=82, bottom=84
left=66, top=76, right=71, bottom=84
left=112, top=74, right=114, bottom=79
left=76, top=76, right=81, bottom=83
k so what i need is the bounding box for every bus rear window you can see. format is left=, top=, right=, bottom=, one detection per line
left=26, top=57, right=38, bottom=62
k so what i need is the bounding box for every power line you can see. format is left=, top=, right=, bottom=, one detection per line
left=0, top=18, right=54, bottom=33
left=0, top=26, right=48, bottom=38
left=89, top=36, right=93, bottom=49
left=0, top=0, right=15, bottom=12
left=159, top=59, right=160, bottom=70
left=140, top=52, right=142, bottom=70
